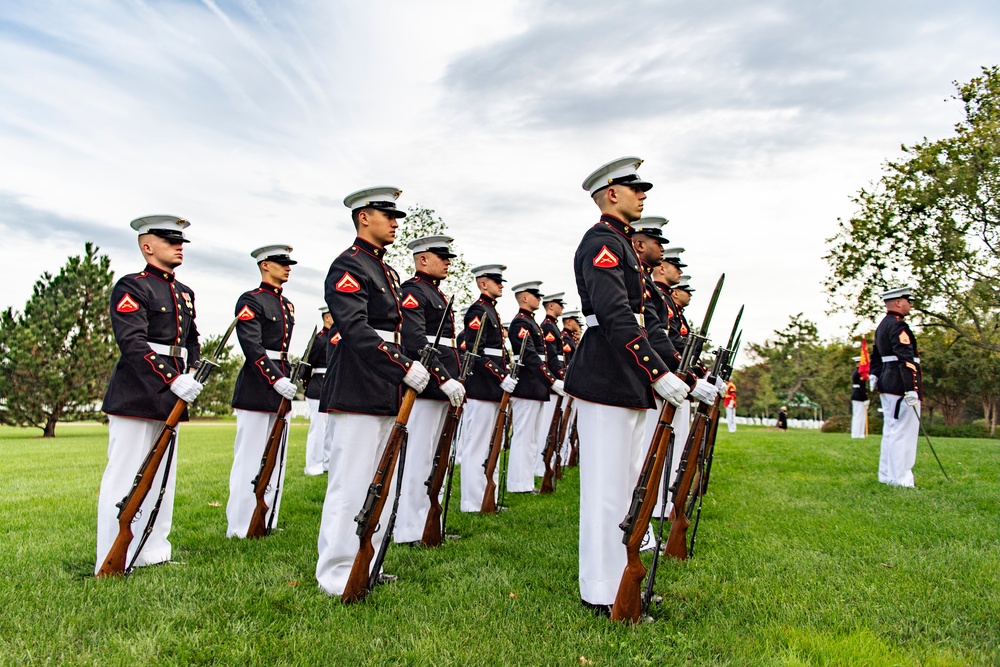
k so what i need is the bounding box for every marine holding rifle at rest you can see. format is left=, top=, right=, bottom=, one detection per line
left=870, top=286, right=922, bottom=487
left=96, top=215, right=202, bottom=574
left=303, top=306, right=334, bottom=476
left=535, top=292, right=567, bottom=476
left=315, top=186, right=431, bottom=597
left=392, top=235, right=466, bottom=545
left=564, top=157, right=716, bottom=616
left=458, top=264, right=516, bottom=512
left=225, top=245, right=297, bottom=538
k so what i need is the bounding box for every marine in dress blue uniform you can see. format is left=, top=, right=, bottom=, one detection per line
left=535, top=292, right=568, bottom=476
left=304, top=307, right=333, bottom=475
left=316, top=186, right=432, bottom=596
left=226, top=244, right=298, bottom=538
left=562, top=157, right=709, bottom=614
left=850, top=358, right=869, bottom=439
left=558, top=310, right=583, bottom=460
left=870, top=286, right=922, bottom=486
left=96, top=215, right=203, bottom=574
left=458, top=264, right=516, bottom=512
left=507, top=281, right=562, bottom=492
left=393, top=235, right=466, bottom=544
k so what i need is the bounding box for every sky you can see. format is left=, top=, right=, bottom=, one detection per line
left=2, top=0, right=999, bottom=359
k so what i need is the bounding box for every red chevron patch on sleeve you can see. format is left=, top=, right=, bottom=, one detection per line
left=115, top=293, right=139, bottom=313
left=592, top=245, right=619, bottom=268
left=517, top=327, right=528, bottom=339
left=336, top=272, right=360, bottom=292
left=544, top=332, right=556, bottom=342
left=401, top=293, right=420, bottom=309
left=331, top=332, right=341, bottom=344
left=563, top=344, right=572, bottom=353
left=237, top=305, right=255, bottom=321
left=469, top=316, right=481, bottom=330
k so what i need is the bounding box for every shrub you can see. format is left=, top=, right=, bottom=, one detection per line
left=821, top=414, right=883, bottom=434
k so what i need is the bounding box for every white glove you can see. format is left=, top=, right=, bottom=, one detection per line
left=274, top=377, right=297, bottom=400
left=551, top=379, right=566, bottom=397
left=170, top=373, right=204, bottom=403
left=690, top=378, right=718, bottom=405
left=904, top=390, right=920, bottom=406
left=653, top=372, right=688, bottom=407
left=500, top=375, right=518, bottom=394
left=441, top=378, right=466, bottom=408
left=715, top=377, right=726, bottom=392
left=403, top=360, right=430, bottom=392
left=868, top=375, right=878, bottom=392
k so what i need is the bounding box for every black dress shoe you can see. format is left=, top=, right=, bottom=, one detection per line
left=375, top=573, right=398, bottom=585
left=580, top=599, right=612, bottom=617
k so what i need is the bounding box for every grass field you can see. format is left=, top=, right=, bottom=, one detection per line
left=1, top=423, right=998, bottom=666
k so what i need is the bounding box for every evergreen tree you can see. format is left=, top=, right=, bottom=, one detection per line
left=0, top=243, right=116, bottom=436
left=186, top=332, right=243, bottom=418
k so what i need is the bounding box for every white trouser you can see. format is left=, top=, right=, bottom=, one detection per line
left=394, top=399, right=449, bottom=544
left=96, top=416, right=178, bottom=573
left=726, top=406, right=736, bottom=432
left=316, top=413, right=398, bottom=596
left=460, top=399, right=500, bottom=512
left=534, top=396, right=559, bottom=476
left=508, top=397, right=545, bottom=492
left=879, top=395, right=919, bottom=487
left=577, top=399, right=647, bottom=605
left=227, top=409, right=290, bottom=538
left=851, top=400, right=869, bottom=439
left=559, top=401, right=578, bottom=462
left=304, top=398, right=329, bottom=475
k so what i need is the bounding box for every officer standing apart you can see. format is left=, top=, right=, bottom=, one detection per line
left=96, top=216, right=202, bottom=573
left=870, top=286, right=922, bottom=486
left=850, top=357, right=869, bottom=439
left=316, top=187, right=431, bottom=596
left=226, top=245, right=297, bottom=538
left=725, top=380, right=738, bottom=433
left=458, top=264, right=516, bottom=511
left=393, top=235, right=466, bottom=544
left=303, top=307, right=334, bottom=475
left=507, top=281, right=562, bottom=493
left=536, top=292, right=567, bottom=476
left=564, top=157, right=712, bottom=615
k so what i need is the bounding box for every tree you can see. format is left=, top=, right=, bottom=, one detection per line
left=383, top=206, right=476, bottom=309
left=824, top=66, right=1000, bottom=351
left=0, top=243, right=116, bottom=436
left=748, top=314, right=824, bottom=405
left=187, top=333, right=243, bottom=418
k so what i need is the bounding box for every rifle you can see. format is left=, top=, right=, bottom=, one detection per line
left=246, top=326, right=317, bottom=539
left=481, top=334, right=529, bottom=513
left=97, top=319, right=238, bottom=577
left=342, top=296, right=453, bottom=603
left=421, top=315, right=485, bottom=547
left=697, top=328, right=742, bottom=499
left=538, top=394, right=564, bottom=494
left=611, top=274, right=724, bottom=622
left=555, top=396, right=574, bottom=476
left=567, top=415, right=579, bottom=467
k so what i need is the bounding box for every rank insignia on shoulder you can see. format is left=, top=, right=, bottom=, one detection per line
left=544, top=332, right=556, bottom=342
left=401, top=294, right=420, bottom=309
left=563, top=344, right=572, bottom=353
left=237, top=305, right=255, bottom=321
left=469, top=316, right=481, bottom=330
left=336, top=272, right=361, bottom=293
left=680, top=324, right=688, bottom=335
left=899, top=331, right=911, bottom=345
left=116, top=293, right=140, bottom=313
left=518, top=328, right=528, bottom=339
left=593, top=245, right=619, bottom=268
left=331, top=332, right=341, bottom=344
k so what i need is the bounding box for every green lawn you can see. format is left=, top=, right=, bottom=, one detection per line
left=1, top=423, right=997, bottom=666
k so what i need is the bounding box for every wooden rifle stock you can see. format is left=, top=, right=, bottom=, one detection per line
left=567, top=417, right=579, bottom=467
left=480, top=392, right=511, bottom=513
left=663, top=402, right=712, bottom=560
left=610, top=399, right=678, bottom=622
left=342, top=388, right=417, bottom=603
left=421, top=402, right=463, bottom=546
left=555, top=397, right=574, bottom=479
left=538, top=395, right=564, bottom=494
left=96, top=398, right=186, bottom=577
left=245, top=396, right=291, bottom=539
